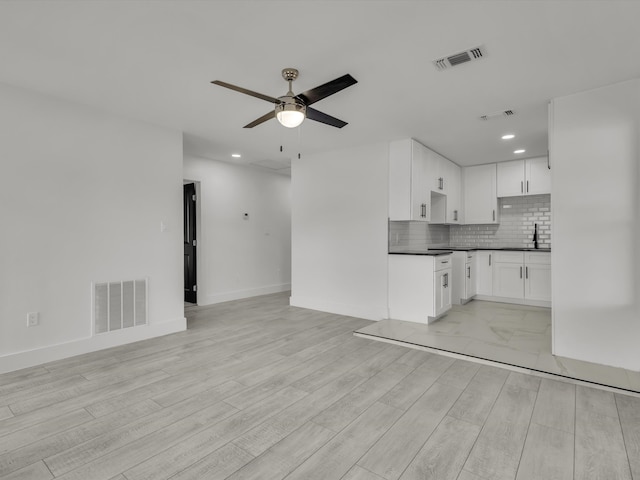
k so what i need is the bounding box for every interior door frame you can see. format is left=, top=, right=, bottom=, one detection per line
left=183, top=180, right=201, bottom=305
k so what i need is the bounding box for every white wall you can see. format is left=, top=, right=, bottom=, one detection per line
left=182, top=155, right=291, bottom=304
left=551, top=78, right=640, bottom=370
left=290, top=142, right=389, bottom=320
left=0, top=83, right=185, bottom=374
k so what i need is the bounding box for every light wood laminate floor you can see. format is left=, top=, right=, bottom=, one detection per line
left=1, top=292, right=639, bottom=480
left=355, top=300, right=640, bottom=393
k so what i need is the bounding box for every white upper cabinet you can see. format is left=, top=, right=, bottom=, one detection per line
left=425, top=149, right=452, bottom=195
left=525, top=157, right=551, bottom=195
left=463, top=164, right=498, bottom=224
left=496, top=160, right=525, bottom=197
left=497, top=157, right=550, bottom=197
left=445, top=160, right=461, bottom=224
left=389, top=139, right=430, bottom=221
left=410, top=142, right=431, bottom=222
left=389, top=139, right=461, bottom=223
left=424, top=148, right=443, bottom=193
left=425, top=147, right=461, bottom=224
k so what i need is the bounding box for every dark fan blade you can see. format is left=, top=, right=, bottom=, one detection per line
left=296, top=74, right=357, bottom=106
left=211, top=80, right=282, bottom=104
left=306, top=107, right=348, bottom=128
left=244, top=110, right=276, bottom=128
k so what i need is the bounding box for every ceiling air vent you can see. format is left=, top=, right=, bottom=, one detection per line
left=480, top=109, right=516, bottom=121
left=433, top=46, right=485, bottom=71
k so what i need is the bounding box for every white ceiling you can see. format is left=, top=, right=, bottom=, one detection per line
left=1, top=1, right=640, bottom=171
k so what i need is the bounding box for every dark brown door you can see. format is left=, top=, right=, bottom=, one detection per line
left=184, top=183, right=197, bottom=303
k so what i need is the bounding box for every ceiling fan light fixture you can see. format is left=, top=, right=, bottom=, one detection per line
left=212, top=68, right=356, bottom=129
left=276, top=101, right=306, bottom=128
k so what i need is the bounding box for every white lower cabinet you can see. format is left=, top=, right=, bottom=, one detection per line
left=434, top=268, right=452, bottom=317
left=388, top=254, right=452, bottom=323
left=492, top=252, right=525, bottom=299
left=476, top=250, right=551, bottom=306
left=452, top=252, right=476, bottom=304
left=465, top=258, right=477, bottom=299
left=524, top=252, right=552, bottom=302
left=475, top=251, right=493, bottom=296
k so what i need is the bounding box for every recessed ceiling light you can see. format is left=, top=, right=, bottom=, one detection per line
left=231, top=154, right=241, bottom=158
left=514, top=149, right=526, bottom=154
left=501, top=134, right=515, bottom=140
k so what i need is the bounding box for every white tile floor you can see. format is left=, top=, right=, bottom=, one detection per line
left=355, top=300, right=640, bottom=393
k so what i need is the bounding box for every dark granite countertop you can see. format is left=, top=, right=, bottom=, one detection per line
left=389, top=249, right=453, bottom=256
left=389, top=246, right=551, bottom=255
left=447, top=247, right=551, bottom=252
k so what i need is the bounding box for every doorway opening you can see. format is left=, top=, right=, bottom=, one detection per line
left=183, top=182, right=197, bottom=305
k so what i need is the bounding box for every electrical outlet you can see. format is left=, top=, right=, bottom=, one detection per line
left=27, top=312, right=39, bottom=327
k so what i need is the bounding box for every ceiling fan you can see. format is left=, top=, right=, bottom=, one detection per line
left=211, top=68, right=357, bottom=129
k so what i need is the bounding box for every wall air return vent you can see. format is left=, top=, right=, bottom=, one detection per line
left=93, top=278, right=147, bottom=335
left=433, top=46, right=485, bottom=71
left=480, top=109, right=516, bottom=121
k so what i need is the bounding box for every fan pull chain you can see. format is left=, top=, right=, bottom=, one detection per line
left=279, top=122, right=284, bottom=153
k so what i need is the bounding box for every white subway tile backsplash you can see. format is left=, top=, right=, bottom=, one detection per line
left=389, top=221, right=449, bottom=248
left=389, top=194, right=551, bottom=249
left=451, top=194, right=551, bottom=248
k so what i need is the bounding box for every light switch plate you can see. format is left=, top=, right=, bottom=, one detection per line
left=27, top=312, right=39, bottom=327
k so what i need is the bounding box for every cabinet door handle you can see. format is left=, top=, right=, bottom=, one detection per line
left=467, top=266, right=471, bottom=278
left=526, top=180, right=529, bottom=193
left=438, top=177, right=443, bottom=190
left=520, top=266, right=523, bottom=279
left=526, top=266, right=529, bottom=279
left=492, top=210, right=495, bottom=221
left=489, top=254, right=491, bottom=266
left=444, top=273, right=448, bottom=288
left=521, top=181, right=523, bottom=193
left=454, top=210, right=458, bottom=221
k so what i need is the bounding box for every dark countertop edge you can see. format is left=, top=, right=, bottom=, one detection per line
left=447, top=247, right=551, bottom=252
left=389, top=250, right=453, bottom=256
left=389, top=247, right=551, bottom=255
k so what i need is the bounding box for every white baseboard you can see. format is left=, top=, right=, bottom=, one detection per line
left=0, top=317, right=186, bottom=375
left=201, top=283, right=291, bottom=306
left=473, top=295, right=551, bottom=308
left=289, top=295, right=385, bottom=321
